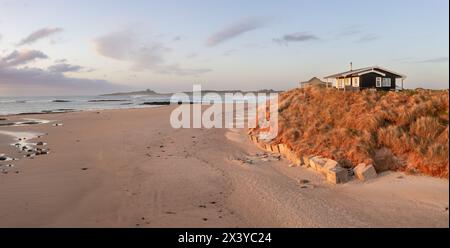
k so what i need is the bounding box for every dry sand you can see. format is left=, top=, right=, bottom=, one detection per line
left=0, top=106, right=448, bottom=227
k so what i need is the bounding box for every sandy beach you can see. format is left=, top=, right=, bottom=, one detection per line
left=0, top=106, right=448, bottom=227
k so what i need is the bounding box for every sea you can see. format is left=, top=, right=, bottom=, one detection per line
left=0, top=95, right=172, bottom=116
left=0, top=93, right=267, bottom=116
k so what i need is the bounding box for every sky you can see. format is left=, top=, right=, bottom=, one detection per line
left=0, top=0, right=448, bottom=96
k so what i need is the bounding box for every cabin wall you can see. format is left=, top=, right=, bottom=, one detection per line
left=360, top=72, right=396, bottom=90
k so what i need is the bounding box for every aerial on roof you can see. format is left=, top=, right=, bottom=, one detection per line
left=324, top=66, right=407, bottom=79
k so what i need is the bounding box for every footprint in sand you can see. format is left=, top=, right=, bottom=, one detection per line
left=298, top=179, right=314, bottom=189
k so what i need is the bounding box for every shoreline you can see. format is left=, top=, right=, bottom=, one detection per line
left=0, top=106, right=448, bottom=227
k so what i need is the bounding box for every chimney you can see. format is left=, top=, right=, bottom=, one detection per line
left=349, top=62, right=353, bottom=71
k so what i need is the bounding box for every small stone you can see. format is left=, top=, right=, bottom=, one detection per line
left=36, top=141, right=44, bottom=146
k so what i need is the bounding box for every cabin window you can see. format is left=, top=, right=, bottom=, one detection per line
left=352, top=77, right=360, bottom=87
left=344, top=78, right=351, bottom=86
left=376, top=77, right=382, bottom=87
left=382, top=78, right=391, bottom=87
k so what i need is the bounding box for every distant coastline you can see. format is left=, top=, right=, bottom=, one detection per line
left=101, top=88, right=281, bottom=96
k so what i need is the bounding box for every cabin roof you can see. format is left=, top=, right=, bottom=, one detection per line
left=324, top=66, right=406, bottom=79
left=300, top=77, right=325, bottom=85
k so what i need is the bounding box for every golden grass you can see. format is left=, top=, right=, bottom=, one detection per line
left=250, top=87, right=449, bottom=178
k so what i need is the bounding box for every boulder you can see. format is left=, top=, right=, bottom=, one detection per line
left=327, top=167, right=349, bottom=184
left=354, top=163, right=377, bottom=181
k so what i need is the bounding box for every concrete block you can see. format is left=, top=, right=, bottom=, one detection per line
left=278, top=144, right=287, bottom=154
left=283, top=148, right=301, bottom=166
left=354, top=163, right=377, bottom=181
left=310, top=156, right=327, bottom=171
left=327, top=167, right=349, bottom=184
left=271, top=144, right=280, bottom=153
left=321, top=159, right=339, bottom=175
left=303, top=156, right=313, bottom=167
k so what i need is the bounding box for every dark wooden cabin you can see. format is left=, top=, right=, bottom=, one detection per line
left=324, top=66, right=406, bottom=91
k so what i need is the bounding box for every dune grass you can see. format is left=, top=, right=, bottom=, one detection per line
left=250, top=87, right=449, bottom=178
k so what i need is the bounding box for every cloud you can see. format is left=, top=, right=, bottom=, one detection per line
left=94, top=30, right=211, bottom=76
left=356, top=33, right=379, bottom=43
left=403, top=57, right=449, bottom=64
left=0, top=49, right=48, bottom=68
left=54, top=58, right=67, bottom=63
left=155, top=64, right=212, bottom=76
left=93, top=30, right=135, bottom=60
left=18, top=27, right=63, bottom=46
left=0, top=48, right=123, bottom=95
left=336, top=27, right=380, bottom=43
left=223, top=49, right=238, bottom=56
left=273, top=32, right=318, bottom=45
left=207, top=17, right=269, bottom=47
left=186, top=52, right=198, bottom=59
left=173, top=35, right=182, bottom=41
left=48, top=63, right=83, bottom=73
left=0, top=66, right=124, bottom=94
left=337, top=26, right=362, bottom=37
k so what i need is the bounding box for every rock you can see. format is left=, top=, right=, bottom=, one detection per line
left=0, top=156, right=7, bottom=161
left=36, top=141, right=44, bottom=146
left=327, top=167, right=349, bottom=184
left=36, top=151, right=48, bottom=155
left=354, top=163, right=377, bottom=181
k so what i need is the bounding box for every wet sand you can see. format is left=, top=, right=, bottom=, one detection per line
left=0, top=106, right=448, bottom=227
